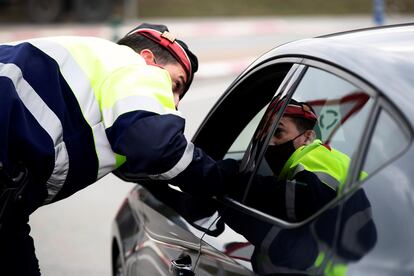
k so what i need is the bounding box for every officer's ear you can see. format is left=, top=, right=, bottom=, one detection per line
left=140, top=49, right=156, bottom=65
left=303, top=129, right=316, bottom=144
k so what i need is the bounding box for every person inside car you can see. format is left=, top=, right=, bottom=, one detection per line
left=247, top=98, right=342, bottom=220
left=221, top=97, right=376, bottom=275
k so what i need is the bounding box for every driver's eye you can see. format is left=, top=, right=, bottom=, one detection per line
left=274, top=128, right=283, bottom=137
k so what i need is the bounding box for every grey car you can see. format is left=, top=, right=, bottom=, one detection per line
left=111, top=23, right=414, bottom=276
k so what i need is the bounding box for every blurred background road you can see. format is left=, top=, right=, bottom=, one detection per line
left=0, top=0, right=413, bottom=275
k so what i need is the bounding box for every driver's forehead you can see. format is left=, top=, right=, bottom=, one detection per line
left=271, top=116, right=299, bottom=142
left=279, top=116, right=298, bottom=131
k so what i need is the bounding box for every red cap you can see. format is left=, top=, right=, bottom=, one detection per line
left=125, top=23, right=198, bottom=96
left=271, top=98, right=318, bottom=122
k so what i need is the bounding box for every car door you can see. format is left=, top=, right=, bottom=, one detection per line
left=192, top=57, right=384, bottom=275
left=116, top=181, right=224, bottom=275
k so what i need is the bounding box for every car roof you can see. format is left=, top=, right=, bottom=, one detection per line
left=252, top=23, right=414, bottom=125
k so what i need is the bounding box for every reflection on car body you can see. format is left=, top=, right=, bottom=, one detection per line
left=111, top=24, right=414, bottom=276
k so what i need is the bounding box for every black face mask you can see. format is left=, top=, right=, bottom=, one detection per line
left=265, top=133, right=303, bottom=176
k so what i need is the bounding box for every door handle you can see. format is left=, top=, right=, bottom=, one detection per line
left=170, top=254, right=195, bottom=276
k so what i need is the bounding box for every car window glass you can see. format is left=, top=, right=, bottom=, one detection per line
left=294, top=67, right=373, bottom=156
left=226, top=107, right=266, bottom=160
left=194, top=62, right=296, bottom=161
left=219, top=64, right=304, bottom=201
left=362, top=109, right=410, bottom=176
left=225, top=64, right=307, bottom=157
left=235, top=66, right=375, bottom=222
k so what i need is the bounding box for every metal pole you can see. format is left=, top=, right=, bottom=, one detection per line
left=124, top=0, right=139, bottom=20
left=373, top=0, right=385, bottom=25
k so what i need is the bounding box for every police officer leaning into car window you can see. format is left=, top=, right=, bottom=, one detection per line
left=222, top=98, right=377, bottom=275
left=0, top=23, right=238, bottom=276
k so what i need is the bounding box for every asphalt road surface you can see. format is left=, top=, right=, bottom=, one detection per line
left=1, top=15, right=411, bottom=276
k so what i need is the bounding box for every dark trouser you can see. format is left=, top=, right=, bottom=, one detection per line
left=0, top=209, right=41, bottom=276
left=0, top=164, right=41, bottom=276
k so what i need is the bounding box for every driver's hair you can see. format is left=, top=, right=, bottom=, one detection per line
left=290, top=116, right=316, bottom=133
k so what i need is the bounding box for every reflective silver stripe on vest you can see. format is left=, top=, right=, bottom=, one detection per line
left=293, top=163, right=339, bottom=191
left=292, top=163, right=306, bottom=176
left=30, top=39, right=117, bottom=182
left=102, top=95, right=166, bottom=128
left=92, top=123, right=116, bottom=179
left=285, top=180, right=297, bottom=222
left=0, top=62, right=69, bottom=203
left=341, top=207, right=373, bottom=256
left=314, top=171, right=340, bottom=191
left=148, top=142, right=194, bottom=180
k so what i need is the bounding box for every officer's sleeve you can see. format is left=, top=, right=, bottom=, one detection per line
left=107, top=110, right=239, bottom=195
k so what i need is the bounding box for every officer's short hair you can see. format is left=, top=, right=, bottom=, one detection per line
left=117, top=34, right=177, bottom=65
